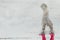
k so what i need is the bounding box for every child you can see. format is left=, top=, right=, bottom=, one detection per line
left=40, top=3, right=54, bottom=34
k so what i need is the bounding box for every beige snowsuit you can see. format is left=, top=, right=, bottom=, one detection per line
left=40, top=3, right=54, bottom=34
left=42, top=10, right=53, bottom=33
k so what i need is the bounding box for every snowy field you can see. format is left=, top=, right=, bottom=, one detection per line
left=0, top=0, right=60, bottom=40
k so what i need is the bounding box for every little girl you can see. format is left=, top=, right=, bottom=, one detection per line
left=40, top=3, right=54, bottom=34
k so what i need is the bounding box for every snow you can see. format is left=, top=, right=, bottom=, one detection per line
left=0, top=0, right=59, bottom=40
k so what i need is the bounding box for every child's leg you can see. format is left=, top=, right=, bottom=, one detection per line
left=49, top=25, right=54, bottom=33
left=41, top=24, right=46, bottom=34
left=47, top=19, right=54, bottom=33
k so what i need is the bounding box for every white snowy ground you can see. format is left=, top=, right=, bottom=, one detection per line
left=0, top=0, right=60, bottom=40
